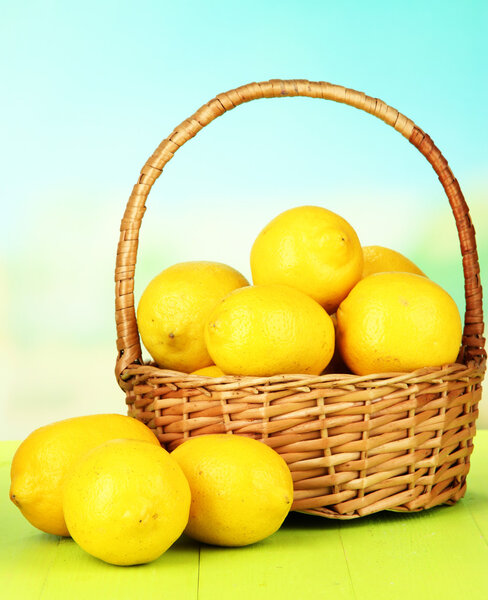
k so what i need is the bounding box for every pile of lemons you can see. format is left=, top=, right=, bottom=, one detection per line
left=10, top=205, right=463, bottom=567
left=137, top=205, right=462, bottom=378
left=10, top=415, right=293, bottom=565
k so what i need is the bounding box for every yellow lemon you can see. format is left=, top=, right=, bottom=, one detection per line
left=63, top=439, right=190, bottom=565
left=322, top=312, right=350, bottom=374
left=250, top=206, right=363, bottom=313
left=362, top=245, right=426, bottom=278
left=190, top=365, right=225, bottom=377
left=137, top=261, right=248, bottom=372
left=9, top=414, right=159, bottom=536
left=205, top=284, right=335, bottom=376
left=336, top=272, right=462, bottom=375
left=171, top=434, right=293, bottom=547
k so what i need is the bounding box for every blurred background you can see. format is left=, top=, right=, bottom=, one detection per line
left=1, top=0, right=487, bottom=439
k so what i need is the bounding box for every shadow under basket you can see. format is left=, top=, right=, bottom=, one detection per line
left=114, top=79, right=486, bottom=519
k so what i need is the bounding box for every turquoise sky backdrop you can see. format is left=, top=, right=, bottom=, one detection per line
left=1, top=0, right=487, bottom=437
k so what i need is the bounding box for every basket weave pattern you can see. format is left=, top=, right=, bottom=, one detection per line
left=115, top=80, right=485, bottom=519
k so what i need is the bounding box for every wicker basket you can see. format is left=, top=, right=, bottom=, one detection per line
left=115, top=79, right=485, bottom=519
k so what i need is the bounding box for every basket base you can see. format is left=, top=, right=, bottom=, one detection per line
left=296, top=480, right=466, bottom=520
left=123, top=360, right=484, bottom=520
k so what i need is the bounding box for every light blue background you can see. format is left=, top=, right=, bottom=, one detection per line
left=1, top=0, right=487, bottom=436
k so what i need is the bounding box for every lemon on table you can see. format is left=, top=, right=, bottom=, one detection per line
left=362, top=245, right=426, bottom=278
left=190, top=365, right=225, bottom=377
left=336, top=272, right=462, bottom=375
left=137, top=261, right=248, bottom=373
left=171, top=434, right=293, bottom=547
left=63, top=439, right=190, bottom=566
left=250, top=205, right=363, bottom=313
left=9, top=414, right=159, bottom=536
left=204, top=284, right=335, bottom=376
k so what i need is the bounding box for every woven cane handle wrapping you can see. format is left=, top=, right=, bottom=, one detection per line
left=115, top=79, right=485, bottom=382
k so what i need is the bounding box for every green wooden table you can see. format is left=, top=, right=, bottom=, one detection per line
left=1, top=432, right=487, bottom=600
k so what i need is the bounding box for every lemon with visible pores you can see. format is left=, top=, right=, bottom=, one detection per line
left=137, top=261, right=248, bottom=373
left=9, top=414, right=160, bottom=536
left=250, top=206, right=363, bottom=313
left=362, top=245, right=426, bottom=278
left=171, top=434, right=293, bottom=547
left=63, top=439, right=190, bottom=566
left=337, top=272, right=462, bottom=375
left=205, top=284, right=335, bottom=377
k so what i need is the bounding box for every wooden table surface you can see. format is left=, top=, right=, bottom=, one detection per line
left=1, top=431, right=487, bottom=600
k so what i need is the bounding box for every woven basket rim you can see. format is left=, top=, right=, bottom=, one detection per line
left=119, top=359, right=487, bottom=393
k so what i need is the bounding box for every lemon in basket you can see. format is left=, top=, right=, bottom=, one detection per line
left=250, top=205, right=363, bottom=313
left=9, top=414, right=159, bottom=536
left=137, top=261, right=249, bottom=373
left=362, top=245, right=426, bottom=278
left=63, top=439, right=190, bottom=565
left=204, top=284, right=335, bottom=376
left=190, top=365, right=225, bottom=377
left=171, top=434, right=293, bottom=547
left=336, top=272, right=462, bottom=375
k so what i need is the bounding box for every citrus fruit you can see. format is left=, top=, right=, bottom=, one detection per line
left=322, top=312, right=350, bottom=374
left=9, top=414, right=159, bottom=536
left=250, top=206, right=363, bottom=313
left=362, top=245, right=425, bottom=278
left=204, top=284, right=335, bottom=376
left=63, top=439, right=190, bottom=566
left=336, top=272, right=462, bottom=375
left=190, top=365, right=225, bottom=377
left=171, top=434, right=293, bottom=547
left=137, top=261, right=248, bottom=373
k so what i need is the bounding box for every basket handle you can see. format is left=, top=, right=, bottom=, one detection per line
left=115, top=79, right=485, bottom=384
